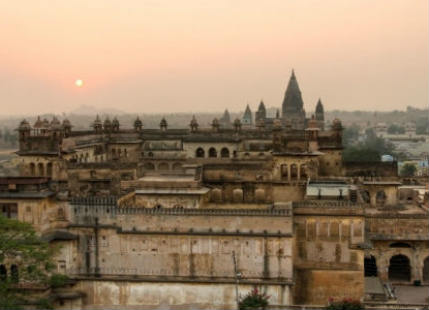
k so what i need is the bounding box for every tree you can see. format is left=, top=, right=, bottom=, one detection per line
left=0, top=215, right=65, bottom=309
left=400, top=163, right=417, bottom=177
left=387, top=124, right=405, bottom=135
left=342, top=124, right=360, bottom=147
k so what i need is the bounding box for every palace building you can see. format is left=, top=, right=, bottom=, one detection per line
left=2, top=71, right=428, bottom=309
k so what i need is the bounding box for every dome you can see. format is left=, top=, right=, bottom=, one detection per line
left=332, top=118, right=342, bottom=130
left=104, top=117, right=112, bottom=126
left=33, top=116, right=43, bottom=128
left=19, top=119, right=31, bottom=130
left=134, top=117, right=142, bottom=127
left=50, top=117, right=61, bottom=129
left=112, top=117, right=120, bottom=126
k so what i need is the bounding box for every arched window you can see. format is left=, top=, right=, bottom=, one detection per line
left=281, top=164, right=288, bottom=180
left=37, top=163, right=44, bottom=176
left=208, top=147, right=217, bottom=158
left=300, top=164, right=307, bottom=179
left=423, top=257, right=429, bottom=282
left=388, top=254, right=411, bottom=282
left=158, top=162, right=169, bottom=171
left=290, top=164, right=298, bottom=179
left=0, top=265, right=6, bottom=281
left=220, top=148, right=230, bottom=158
left=10, top=265, right=18, bottom=283
left=364, top=255, right=378, bottom=277
left=195, top=148, right=205, bottom=158
left=29, top=163, right=36, bottom=176
left=46, top=162, right=53, bottom=177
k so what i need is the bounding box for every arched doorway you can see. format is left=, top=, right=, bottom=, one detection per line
left=364, top=255, right=378, bottom=277
left=208, top=147, right=217, bottom=158
left=195, top=147, right=205, bottom=158
left=280, top=164, right=288, bottom=180
left=37, top=163, right=44, bottom=176
left=290, top=164, right=298, bottom=179
left=388, top=254, right=411, bottom=282
left=423, top=257, right=429, bottom=282
left=220, top=148, right=230, bottom=158
left=376, top=190, right=387, bottom=206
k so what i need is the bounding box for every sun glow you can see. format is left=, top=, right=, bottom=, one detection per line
left=75, top=79, right=83, bottom=87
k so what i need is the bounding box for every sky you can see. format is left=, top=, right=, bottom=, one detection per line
left=0, top=0, right=427, bottom=115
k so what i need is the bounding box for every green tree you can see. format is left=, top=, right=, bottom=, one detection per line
left=0, top=216, right=65, bottom=309
left=400, top=163, right=417, bottom=177
left=342, top=124, right=360, bottom=147
left=387, top=124, right=405, bottom=134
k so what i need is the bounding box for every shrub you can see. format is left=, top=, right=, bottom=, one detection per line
left=239, top=287, right=270, bottom=310
left=327, top=297, right=364, bottom=310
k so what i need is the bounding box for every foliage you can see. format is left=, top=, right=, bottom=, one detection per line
left=342, top=128, right=395, bottom=162
left=239, top=287, right=270, bottom=309
left=416, top=117, right=429, bottom=135
left=342, top=124, right=360, bottom=147
left=387, top=124, right=405, bottom=135
left=0, top=215, right=62, bottom=309
left=400, top=163, right=417, bottom=177
left=327, top=298, right=364, bottom=310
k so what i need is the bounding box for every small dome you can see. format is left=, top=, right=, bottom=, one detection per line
left=50, top=117, right=62, bottom=130
left=134, top=116, right=142, bottom=127
left=212, top=118, right=219, bottom=126
left=233, top=118, right=241, bottom=126
left=190, top=115, right=198, bottom=127
left=33, top=116, right=43, bottom=128
left=104, top=117, right=112, bottom=126
left=62, top=118, right=71, bottom=126
left=19, top=119, right=31, bottom=130
left=112, top=117, right=119, bottom=126
left=273, top=118, right=282, bottom=129
left=160, top=118, right=168, bottom=127
left=42, top=118, right=50, bottom=128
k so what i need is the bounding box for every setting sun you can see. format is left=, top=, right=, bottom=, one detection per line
left=75, top=79, right=83, bottom=87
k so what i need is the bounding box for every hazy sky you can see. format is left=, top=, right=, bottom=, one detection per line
left=0, top=0, right=427, bottom=115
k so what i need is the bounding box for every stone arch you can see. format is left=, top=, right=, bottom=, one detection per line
left=208, top=147, right=217, bottom=158
left=158, top=162, right=169, bottom=171
left=280, top=164, right=288, bottom=180
left=361, top=190, right=370, bottom=203
left=364, top=255, right=378, bottom=277
left=220, top=147, right=230, bottom=158
left=46, top=162, right=53, bottom=177
left=423, top=257, right=429, bottom=282
left=388, top=254, right=411, bottom=282
left=37, top=163, right=44, bottom=176
left=29, top=163, right=36, bottom=176
left=232, top=188, right=243, bottom=203
left=389, top=242, right=411, bottom=248
left=211, top=188, right=222, bottom=203
left=144, top=162, right=155, bottom=170
left=0, top=265, right=6, bottom=281
left=10, top=264, right=18, bottom=283
left=255, top=188, right=265, bottom=203
left=172, top=162, right=182, bottom=171
left=195, top=147, right=205, bottom=158
left=290, top=164, right=298, bottom=179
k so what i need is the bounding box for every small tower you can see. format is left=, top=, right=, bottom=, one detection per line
left=255, top=100, right=267, bottom=122
left=18, top=119, right=31, bottom=150
left=50, top=117, right=62, bottom=142
left=315, top=98, right=325, bottom=130
left=93, top=115, right=103, bottom=134
left=211, top=118, right=220, bottom=132
left=331, top=118, right=343, bottom=146
left=242, top=104, right=252, bottom=126
left=220, top=109, right=231, bottom=128
left=134, top=117, right=143, bottom=132
left=112, top=117, right=120, bottom=132
left=62, top=119, right=72, bottom=137
left=160, top=118, right=168, bottom=132
left=190, top=116, right=199, bottom=132
left=306, top=115, right=320, bottom=152
left=103, top=117, right=112, bottom=133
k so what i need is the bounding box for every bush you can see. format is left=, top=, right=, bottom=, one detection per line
left=239, top=287, right=270, bottom=310
left=49, top=274, right=69, bottom=288
left=327, top=298, right=364, bottom=310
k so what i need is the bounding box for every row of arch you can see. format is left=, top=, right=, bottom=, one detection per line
left=143, top=162, right=182, bottom=171
left=111, top=148, right=128, bottom=158
left=280, top=163, right=308, bottom=180
left=195, top=147, right=231, bottom=158
left=29, top=162, right=53, bottom=177
left=0, top=264, right=19, bottom=282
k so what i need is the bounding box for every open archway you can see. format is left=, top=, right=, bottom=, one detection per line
left=364, top=255, right=378, bottom=277
left=195, top=147, right=205, bottom=158
left=220, top=147, right=230, bottom=158
left=388, top=254, right=411, bottom=282
left=208, top=147, right=217, bottom=158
